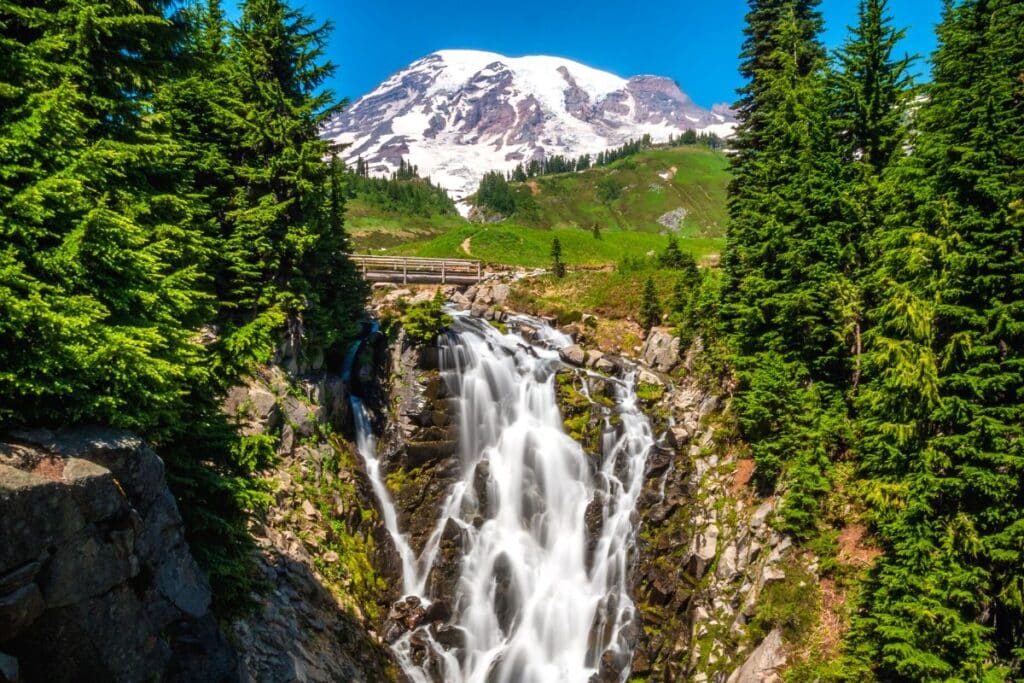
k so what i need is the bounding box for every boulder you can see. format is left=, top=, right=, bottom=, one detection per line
left=726, top=629, right=785, bottom=683
left=383, top=288, right=413, bottom=303
left=641, top=327, right=681, bottom=373
left=490, top=284, right=511, bottom=306
left=283, top=396, right=319, bottom=438
left=637, top=368, right=664, bottom=388
left=585, top=350, right=605, bottom=368
left=559, top=345, right=586, bottom=366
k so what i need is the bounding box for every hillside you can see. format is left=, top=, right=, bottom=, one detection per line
left=489, top=144, right=729, bottom=236
left=348, top=144, right=731, bottom=267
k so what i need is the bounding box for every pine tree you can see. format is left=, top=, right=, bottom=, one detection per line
left=640, top=276, right=661, bottom=331
left=721, top=0, right=849, bottom=536
left=0, top=0, right=210, bottom=434
left=551, top=237, right=566, bottom=278
left=851, top=1, right=1024, bottom=677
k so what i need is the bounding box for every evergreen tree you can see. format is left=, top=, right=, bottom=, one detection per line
left=640, top=276, right=661, bottom=330
left=722, top=0, right=847, bottom=535
left=830, top=0, right=915, bottom=390
left=551, top=237, right=566, bottom=278
left=220, top=0, right=363, bottom=360
left=0, top=0, right=210, bottom=434
left=851, top=0, right=1024, bottom=677
left=476, top=170, right=517, bottom=215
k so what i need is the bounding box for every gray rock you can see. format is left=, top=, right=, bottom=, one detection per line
left=559, top=345, right=586, bottom=366
left=278, top=423, right=295, bottom=455
left=39, top=530, right=134, bottom=608
left=0, top=584, right=44, bottom=641
left=751, top=502, right=773, bottom=529
left=490, top=283, right=510, bottom=306
left=585, top=349, right=605, bottom=368
left=283, top=396, right=319, bottom=438
left=383, top=288, right=413, bottom=303
left=637, top=368, right=664, bottom=388
left=692, top=523, right=719, bottom=578
left=716, top=542, right=740, bottom=582
left=726, top=629, right=785, bottom=683
left=0, top=652, right=17, bottom=683
left=0, top=430, right=235, bottom=682
left=641, top=327, right=681, bottom=373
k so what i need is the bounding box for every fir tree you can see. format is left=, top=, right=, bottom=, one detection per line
left=722, top=0, right=846, bottom=535
left=551, top=237, right=566, bottom=278
left=851, top=0, right=1024, bottom=677
left=0, top=0, right=210, bottom=434
left=640, top=276, right=661, bottom=330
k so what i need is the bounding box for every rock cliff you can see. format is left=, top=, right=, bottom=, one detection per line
left=0, top=428, right=236, bottom=683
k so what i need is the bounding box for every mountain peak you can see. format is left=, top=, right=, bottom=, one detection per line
left=322, top=50, right=734, bottom=207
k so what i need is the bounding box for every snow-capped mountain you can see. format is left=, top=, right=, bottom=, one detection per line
left=321, top=50, right=735, bottom=206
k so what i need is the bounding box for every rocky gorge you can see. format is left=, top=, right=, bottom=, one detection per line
left=1, top=275, right=825, bottom=682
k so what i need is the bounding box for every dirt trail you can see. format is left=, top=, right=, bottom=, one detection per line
left=460, top=236, right=473, bottom=256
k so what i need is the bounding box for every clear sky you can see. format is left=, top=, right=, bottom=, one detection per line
left=317, top=0, right=944, bottom=109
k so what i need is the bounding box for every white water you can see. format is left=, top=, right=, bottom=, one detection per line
left=351, top=313, right=655, bottom=683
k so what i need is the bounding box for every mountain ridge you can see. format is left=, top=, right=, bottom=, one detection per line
left=322, top=50, right=735, bottom=207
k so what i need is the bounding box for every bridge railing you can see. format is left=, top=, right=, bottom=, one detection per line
left=348, top=255, right=483, bottom=284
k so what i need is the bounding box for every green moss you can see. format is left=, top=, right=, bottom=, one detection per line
left=488, top=319, right=509, bottom=334
left=747, top=559, right=821, bottom=644
left=293, top=437, right=389, bottom=624
left=385, top=464, right=426, bottom=497
left=636, top=382, right=666, bottom=402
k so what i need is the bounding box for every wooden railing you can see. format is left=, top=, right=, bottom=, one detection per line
left=348, top=255, right=483, bottom=284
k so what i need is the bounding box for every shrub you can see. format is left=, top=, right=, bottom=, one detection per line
left=401, top=290, right=452, bottom=346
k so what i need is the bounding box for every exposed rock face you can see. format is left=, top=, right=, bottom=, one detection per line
left=628, top=360, right=806, bottom=682
left=375, top=332, right=464, bottom=646
left=726, top=629, right=785, bottom=683
left=223, top=365, right=401, bottom=683
left=641, top=327, right=681, bottom=373
left=0, top=428, right=236, bottom=683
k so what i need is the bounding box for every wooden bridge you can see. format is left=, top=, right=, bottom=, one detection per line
left=349, top=255, right=483, bottom=285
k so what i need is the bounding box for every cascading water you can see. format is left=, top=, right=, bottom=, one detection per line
left=351, top=312, right=655, bottom=683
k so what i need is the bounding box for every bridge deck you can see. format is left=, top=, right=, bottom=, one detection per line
left=349, top=255, right=483, bottom=285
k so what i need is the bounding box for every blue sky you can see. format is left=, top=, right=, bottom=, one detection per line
left=318, top=0, right=944, bottom=108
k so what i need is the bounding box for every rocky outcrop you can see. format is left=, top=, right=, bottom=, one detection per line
left=0, top=428, right=236, bottom=683
left=629, top=361, right=808, bottom=682
left=223, top=366, right=401, bottom=683
left=641, top=326, right=681, bottom=373
left=377, top=332, right=463, bottom=643
left=727, top=629, right=785, bottom=683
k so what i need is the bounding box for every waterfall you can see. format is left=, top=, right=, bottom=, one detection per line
left=349, top=396, right=421, bottom=596
left=351, top=312, right=655, bottom=683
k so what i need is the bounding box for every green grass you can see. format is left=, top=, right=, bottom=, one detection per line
left=507, top=266, right=685, bottom=320
left=518, top=145, right=730, bottom=237
left=346, top=144, right=731, bottom=268
left=384, top=223, right=722, bottom=268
